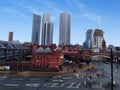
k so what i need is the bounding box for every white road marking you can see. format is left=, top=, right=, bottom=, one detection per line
left=0, top=76, right=7, bottom=78
left=60, top=82, right=73, bottom=87
left=67, top=83, right=81, bottom=88
left=4, top=84, right=19, bottom=87
left=60, top=83, right=65, bottom=87
left=49, top=83, right=59, bottom=87
left=67, top=83, right=75, bottom=88
left=43, top=83, right=59, bottom=87
left=52, top=80, right=63, bottom=82
left=58, top=75, right=62, bottom=78
left=75, top=73, right=81, bottom=78
left=53, top=75, right=62, bottom=78
left=76, top=83, right=81, bottom=87
left=26, top=83, right=41, bottom=87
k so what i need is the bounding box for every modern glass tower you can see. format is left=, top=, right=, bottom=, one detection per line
left=59, top=12, right=71, bottom=45
left=41, top=13, right=53, bottom=45
left=85, top=29, right=93, bottom=49
left=31, top=14, right=41, bottom=44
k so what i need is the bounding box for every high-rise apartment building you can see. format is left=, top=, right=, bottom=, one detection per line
left=31, top=14, right=41, bottom=44
left=8, top=32, right=13, bottom=41
left=59, top=12, right=71, bottom=45
left=41, top=13, right=53, bottom=45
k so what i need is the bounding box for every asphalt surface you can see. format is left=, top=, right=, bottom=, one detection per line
left=0, top=62, right=120, bottom=90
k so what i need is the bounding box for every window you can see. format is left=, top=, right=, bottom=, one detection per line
left=57, top=57, right=59, bottom=62
left=37, top=56, right=39, bottom=60
left=46, top=57, right=49, bottom=62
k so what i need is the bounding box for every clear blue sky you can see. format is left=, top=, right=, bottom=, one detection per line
left=0, top=0, right=120, bottom=46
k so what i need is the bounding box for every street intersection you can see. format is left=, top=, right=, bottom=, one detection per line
left=0, top=61, right=120, bottom=90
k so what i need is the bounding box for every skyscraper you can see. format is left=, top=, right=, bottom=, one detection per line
left=49, top=23, right=53, bottom=45
left=84, top=29, right=93, bottom=49
left=8, top=32, right=13, bottom=41
left=59, top=12, right=71, bottom=45
left=41, top=13, right=53, bottom=45
left=31, top=14, right=41, bottom=44
left=92, top=29, right=104, bottom=52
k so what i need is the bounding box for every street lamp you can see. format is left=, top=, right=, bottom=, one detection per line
left=110, top=48, right=113, bottom=90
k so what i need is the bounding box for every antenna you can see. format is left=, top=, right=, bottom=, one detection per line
left=98, top=16, right=101, bottom=29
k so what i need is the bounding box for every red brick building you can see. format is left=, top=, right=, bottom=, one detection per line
left=8, top=32, right=13, bottom=41
left=63, top=44, right=92, bottom=63
left=82, top=50, right=92, bottom=60
left=31, top=44, right=64, bottom=71
left=101, top=39, right=106, bottom=53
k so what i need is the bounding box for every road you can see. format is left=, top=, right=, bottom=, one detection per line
left=0, top=61, right=120, bottom=90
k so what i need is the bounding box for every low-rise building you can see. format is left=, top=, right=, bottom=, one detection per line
left=31, top=44, right=64, bottom=71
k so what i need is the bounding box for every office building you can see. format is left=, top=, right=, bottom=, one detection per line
left=31, top=14, right=41, bottom=44
left=84, top=29, right=93, bottom=49
left=41, top=13, right=53, bottom=45
left=59, top=12, right=71, bottom=45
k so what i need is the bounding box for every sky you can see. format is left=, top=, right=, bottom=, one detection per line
left=0, top=0, right=120, bottom=46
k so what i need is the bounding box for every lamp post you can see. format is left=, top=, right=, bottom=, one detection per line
left=110, top=48, right=113, bottom=90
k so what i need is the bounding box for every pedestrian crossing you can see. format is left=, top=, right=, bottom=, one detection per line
left=2, top=82, right=82, bottom=88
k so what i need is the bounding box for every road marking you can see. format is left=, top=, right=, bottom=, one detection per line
left=75, top=73, right=81, bottom=78
left=52, top=80, right=63, bottom=82
left=60, top=83, right=65, bottom=87
left=67, top=83, right=81, bottom=88
left=26, top=83, right=41, bottom=87
left=0, top=76, right=7, bottom=78
left=58, top=75, right=62, bottom=78
left=60, top=82, right=74, bottom=87
left=43, top=83, right=59, bottom=87
left=76, top=83, right=81, bottom=88
left=4, top=84, right=19, bottom=87
left=53, top=75, right=62, bottom=78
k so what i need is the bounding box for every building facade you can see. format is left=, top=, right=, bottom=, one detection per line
left=101, top=39, right=106, bottom=53
left=31, top=14, right=41, bottom=44
left=84, top=29, right=93, bottom=50
left=8, top=32, right=13, bottom=41
left=59, top=12, right=71, bottom=45
left=92, top=29, right=104, bottom=52
left=41, top=13, right=53, bottom=45
left=31, top=45, right=64, bottom=71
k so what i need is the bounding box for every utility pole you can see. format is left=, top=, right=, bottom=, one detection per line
left=110, top=48, right=113, bottom=90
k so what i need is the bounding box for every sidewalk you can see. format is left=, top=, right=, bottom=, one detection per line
left=0, top=63, right=97, bottom=76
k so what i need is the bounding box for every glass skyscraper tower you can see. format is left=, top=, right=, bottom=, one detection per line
left=59, top=12, right=71, bottom=45
left=31, top=14, right=41, bottom=44
left=41, top=13, right=53, bottom=45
